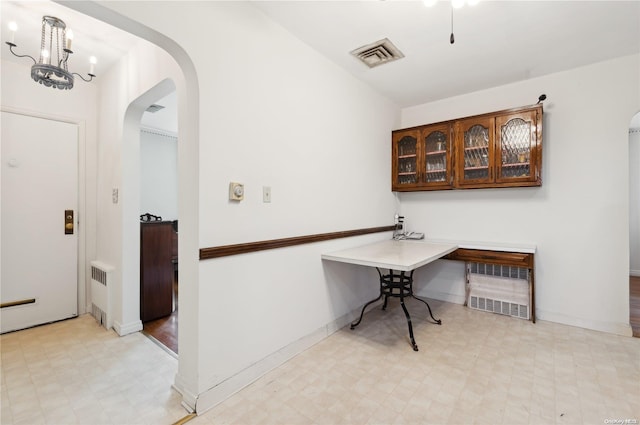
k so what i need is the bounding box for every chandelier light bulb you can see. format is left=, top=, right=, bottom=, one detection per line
left=452, top=0, right=465, bottom=9
left=41, top=49, right=50, bottom=64
left=66, top=29, right=73, bottom=50
left=8, top=21, right=17, bottom=44
left=89, top=56, right=97, bottom=75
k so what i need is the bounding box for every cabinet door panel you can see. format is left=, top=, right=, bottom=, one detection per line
left=392, top=129, right=421, bottom=190
left=422, top=124, right=453, bottom=188
left=455, top=117, right=495, bottom=187
left=496, top=110, right=540, bottom=184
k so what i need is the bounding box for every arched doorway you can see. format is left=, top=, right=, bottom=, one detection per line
left=139, top=87, right=180, bottom=355
left=56, top=0, right=201, bottom=411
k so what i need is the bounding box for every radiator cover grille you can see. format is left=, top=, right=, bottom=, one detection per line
left=90, top=261, right=114, bottom=329
left=467, top=263, right=530, bottom=320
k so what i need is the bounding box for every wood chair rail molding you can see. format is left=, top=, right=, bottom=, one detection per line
left=199, top=225, right=396, bottom=260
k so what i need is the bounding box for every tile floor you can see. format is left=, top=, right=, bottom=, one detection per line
left=1, top=315, right=185, bottom=425
left=2, top=299, right=639, bottom=425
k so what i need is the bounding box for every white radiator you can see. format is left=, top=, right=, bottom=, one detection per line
left=90, top=261, right=114, bottom=329
left=467, top=263, right=530, bottom=320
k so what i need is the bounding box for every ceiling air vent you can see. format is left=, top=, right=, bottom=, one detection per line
left=350, top=38, right=404, bottom=68
left=146, top=104, right=165, bottom=113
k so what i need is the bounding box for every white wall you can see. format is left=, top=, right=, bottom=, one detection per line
left=76, top=0, right=400, bottom=413
left=630, top=125, right=640, bottom=276
left=0, top=59, right=98, bottom=316
left=400, top=54, right=640, bottom=336
left=140, top=129, right=178, bottom=221
left=182, top=2, right=400, bottom=405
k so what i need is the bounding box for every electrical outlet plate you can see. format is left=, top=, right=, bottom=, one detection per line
left=229, top=182, right=244, bottom=201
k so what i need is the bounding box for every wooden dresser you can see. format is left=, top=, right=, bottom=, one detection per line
left=140, top=221, right=177, bottom=322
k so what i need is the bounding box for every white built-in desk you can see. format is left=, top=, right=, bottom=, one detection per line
left=321, top=239, right=458, bottom=271
left=322, top=238, right=536, bottom=351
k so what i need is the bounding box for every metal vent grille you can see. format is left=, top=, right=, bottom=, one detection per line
left=469, top=296, right=529, bottom=319
left=145, top=104, right=165, bottom=113
left=91, top=265, right=108, bottom=286
left=90, top=261, right=113, bottom=329
left=469, top=262, right=529, bottom=280
left=350, top=38, right=404, bottom=68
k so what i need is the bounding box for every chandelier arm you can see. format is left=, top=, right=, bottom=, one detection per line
left=5, top=43, right=37, bottom=65
left=72, top=72, right=96, bottom=82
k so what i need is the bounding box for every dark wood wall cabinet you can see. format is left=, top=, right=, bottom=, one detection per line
left=392, top=104, right=543, bottom=191
left=140, top=221, right=177, bottom=322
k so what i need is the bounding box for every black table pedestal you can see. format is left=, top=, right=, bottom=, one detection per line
left=350, top=268, right=441, bottom=351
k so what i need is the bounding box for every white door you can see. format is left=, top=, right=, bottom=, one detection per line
left=1, top=111, right=78, bottom=333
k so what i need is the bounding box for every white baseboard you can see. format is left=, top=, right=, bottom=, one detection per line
left=630, top=269, right=640, bottom=277
left=192, top=301, right=379, bottom=415
left=535, top=309, right=633, bottom=337
left=172, top=375, right=197, bottom=413
left=419, top=289, right=466, bottom=305
left=113, top=319, right=142, bottom=336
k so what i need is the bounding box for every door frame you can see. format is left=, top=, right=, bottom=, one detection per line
left=1, top=106, right=89, bottom=316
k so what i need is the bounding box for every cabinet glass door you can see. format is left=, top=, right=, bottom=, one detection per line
left=457, top=117, right=494, bottom=186
left=423, top=124, right=451, bottom=187
left=393, top=131, right=419, bottom=188
left=496, top=111, right=538, bottom=183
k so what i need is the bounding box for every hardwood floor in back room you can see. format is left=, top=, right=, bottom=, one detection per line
left=631, top=275, right=640, bottom=338
left=142, top=278, right=178, bottom=354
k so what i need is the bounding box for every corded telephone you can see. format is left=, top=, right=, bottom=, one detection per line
left=392, top=215, right=424, bottom=240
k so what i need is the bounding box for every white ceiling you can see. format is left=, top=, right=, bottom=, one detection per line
left=253, top=0, right=640, bottom=107
left=2, top=1, right=639, bottom=112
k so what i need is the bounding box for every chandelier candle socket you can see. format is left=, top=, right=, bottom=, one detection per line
left=5, top=16, right=96, bottom=90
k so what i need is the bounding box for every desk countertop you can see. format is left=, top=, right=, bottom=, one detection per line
left=425, top=238, right=536, bottom=254
left=321, top=239, right=458, bottom=272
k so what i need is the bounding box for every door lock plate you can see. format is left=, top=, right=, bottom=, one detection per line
left=64, top=210, right=74, bottom=234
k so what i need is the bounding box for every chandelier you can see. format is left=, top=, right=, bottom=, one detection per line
left=6, top=16, right=96, bottom=90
